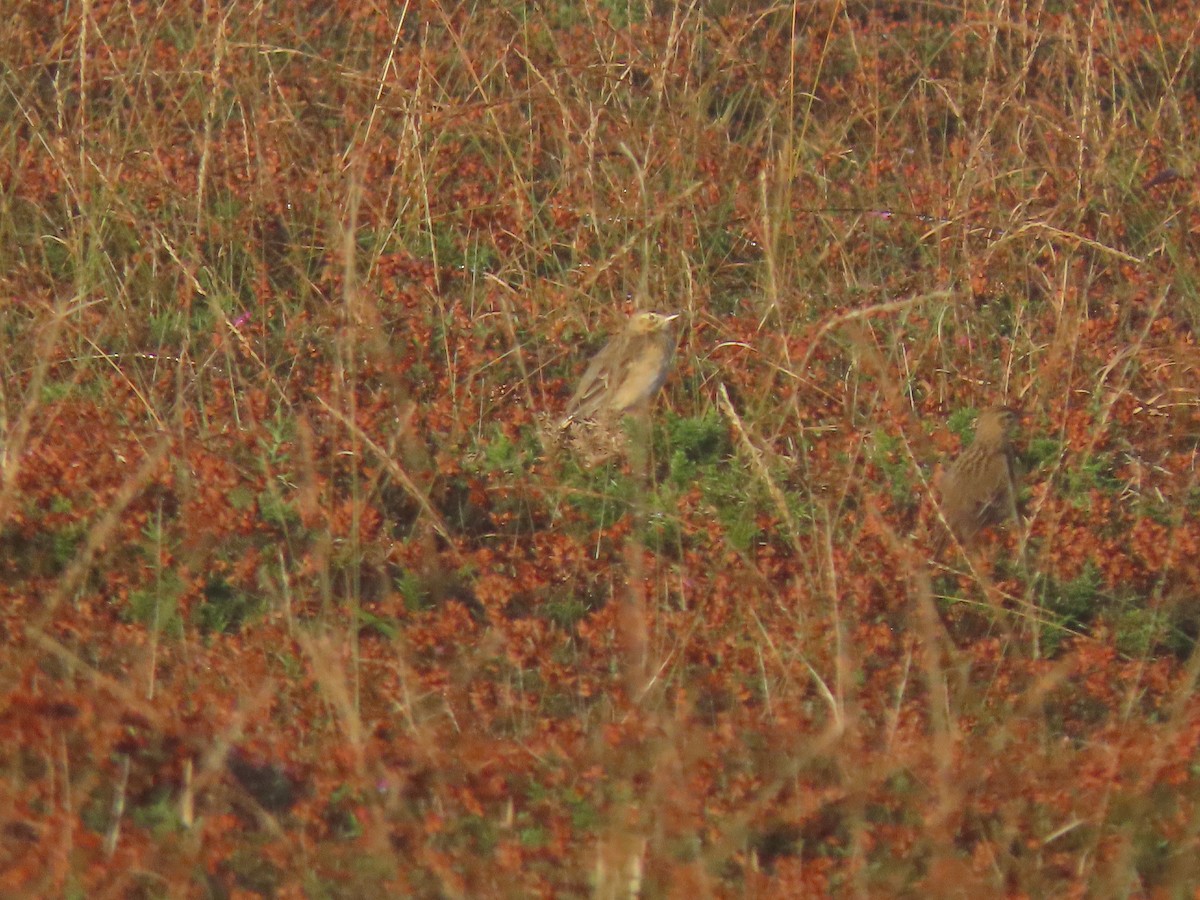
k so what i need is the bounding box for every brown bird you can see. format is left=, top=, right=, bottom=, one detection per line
left=938, top=406, right=1022, bottom=546
left=561, top=311, right=679, bottom=426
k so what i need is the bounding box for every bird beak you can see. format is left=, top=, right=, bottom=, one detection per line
left=662, top=313, right=680, bottom=323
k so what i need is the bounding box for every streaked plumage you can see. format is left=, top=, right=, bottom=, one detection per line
left=561, top=311, right=679, bottom=426
left=939, top=407, right=1021, bottom=545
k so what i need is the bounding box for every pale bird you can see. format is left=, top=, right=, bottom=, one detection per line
left=561, top=311, right=679, bottom=427
left=938, top=406, right=1022, bottom=546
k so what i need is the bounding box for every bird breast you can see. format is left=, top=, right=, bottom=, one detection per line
left=607, top=332, right=674, bottom=412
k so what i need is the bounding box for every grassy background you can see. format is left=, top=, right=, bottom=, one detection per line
left=2, top=0, right=1200, bottom=895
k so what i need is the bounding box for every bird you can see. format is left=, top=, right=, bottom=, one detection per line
left=938, top=406, right=1022, bottom=546
left=560, top=311, right=679, bottom=427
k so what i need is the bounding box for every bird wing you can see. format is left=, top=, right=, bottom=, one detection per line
left=562, top=335, right=627, bottom=423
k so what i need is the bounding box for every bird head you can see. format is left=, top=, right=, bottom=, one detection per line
left=626, top=311, right=679, bottom=334
left=975, top=406, right=1021, bottom=445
